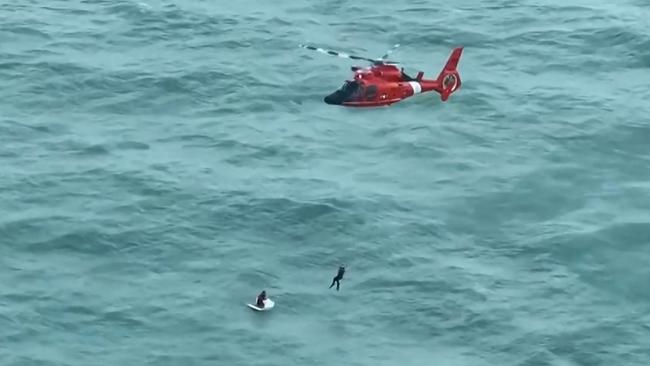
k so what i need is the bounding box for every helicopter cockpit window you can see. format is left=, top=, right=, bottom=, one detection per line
left=336, top=81, right=361, bottom=100
left=325, top=80, right=363, bottom=104
left=340, top=81, right=359, bottom=94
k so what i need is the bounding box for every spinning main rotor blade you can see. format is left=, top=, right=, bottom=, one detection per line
left=379, top=43, right=400, bottom=61
left=299, top=44, right=398, bottom=65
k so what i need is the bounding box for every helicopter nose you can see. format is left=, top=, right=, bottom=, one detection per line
left=324, top=95, right=338, bottom=105
left=324, top=93, right=342, bottom=105
left=323, top=90, right=345, bottom=105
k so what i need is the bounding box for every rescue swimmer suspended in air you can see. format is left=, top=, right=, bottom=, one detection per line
left=299, top=43, right=463, bottom=107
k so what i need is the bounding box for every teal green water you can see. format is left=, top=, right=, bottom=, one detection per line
left=2, top=1, right=650, bottom=365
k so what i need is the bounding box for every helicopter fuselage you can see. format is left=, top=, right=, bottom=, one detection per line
left=324, top=63, right=457, bottom=107
left=299, top=43, right=463, bottom=107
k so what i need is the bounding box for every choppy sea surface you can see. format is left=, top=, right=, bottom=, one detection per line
left=2, top=0, right=650, bottom=365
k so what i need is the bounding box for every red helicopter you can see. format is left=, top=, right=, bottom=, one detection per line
left=299, top=43, right=463, bottom=107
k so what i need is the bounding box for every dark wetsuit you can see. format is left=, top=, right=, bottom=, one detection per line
left=329, top=266, right=345, bottom=291
left=256, top=293, right=266, bottom=307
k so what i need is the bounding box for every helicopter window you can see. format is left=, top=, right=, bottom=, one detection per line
left=364, top=85, right=377, bottom=99
left=340, top=81, right=359, bottom=93
left=335, top=81, right=361, bottom=100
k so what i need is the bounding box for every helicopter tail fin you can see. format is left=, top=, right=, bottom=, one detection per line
left=436, top=47, right=463, bottom=102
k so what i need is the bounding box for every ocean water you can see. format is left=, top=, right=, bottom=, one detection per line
left=1, top=0, right=650, bottom=365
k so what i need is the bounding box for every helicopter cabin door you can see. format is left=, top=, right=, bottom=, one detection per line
left=363, top=85, right=378, bottom=101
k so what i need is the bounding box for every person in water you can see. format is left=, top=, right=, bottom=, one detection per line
left=329, top=265, right=345, bottom=291
left=256, top=290, right=267, bottom=308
